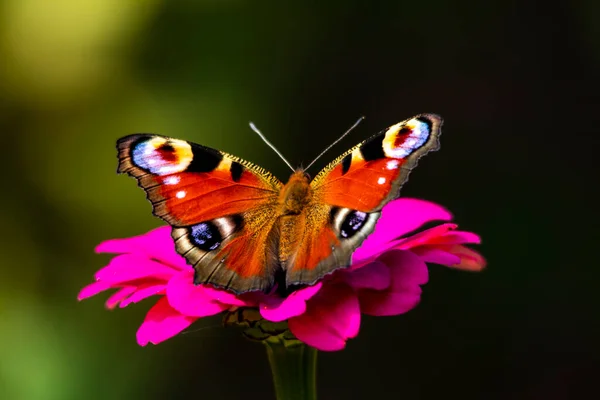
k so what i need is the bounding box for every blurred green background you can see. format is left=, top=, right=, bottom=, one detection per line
left=1, top=1, right=598, bottom=399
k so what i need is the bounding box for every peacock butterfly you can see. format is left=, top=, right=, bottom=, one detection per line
left=117, top=114, right=443, bottom=294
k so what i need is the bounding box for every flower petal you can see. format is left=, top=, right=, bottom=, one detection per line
left=440, top=244, right=487, bottom=271
left=96, top=226, right=189, bottom=270
left=344, top=261, right=390, bottom=291
left=140, top=227, right=191, bottom=269
left=359, top=250, right=428, bottom=316
left=94, top=254, right=177, bottom=284
left=395, top=223, right=457, bottom=250
left=119, top=284, right=166, bottom=308
left=200, top=285, right=250, bottom=307
left=353, top=198, right=452, bottom=263
left=411, top=247, right=462, bottom=266
left=426, top=230, right=481, bottom=245
left=361, top=290, right=422, bottom=316
left=105, top=286, right=137, bottom=309
left=136, top=297, right=196, bottom=346
left=380, top=250, right=429, bottom=288
left=288, top=283, right=360, bottom=351
left=166, top=270, right=230, bottom=317
left=260, top=283, right=323, bottom=322
left=77, top=281, right=112, bottom=300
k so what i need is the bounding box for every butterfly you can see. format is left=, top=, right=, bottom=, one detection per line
left=116, top=114, right=443, bottom=294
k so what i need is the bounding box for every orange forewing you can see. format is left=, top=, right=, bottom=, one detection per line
left=312, top=114, right=443, bottom=212
left=117, top=134, right=281, bottom=226
left=314, top=157, right=405, bottom=211
left=285, top=114, right=442, bottom=284
left=117, top=134, right=282, bottom=292
left=148, top=169, right=277, bottom=225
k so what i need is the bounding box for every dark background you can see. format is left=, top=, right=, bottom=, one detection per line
left=1, top=1, right=598, bottom=399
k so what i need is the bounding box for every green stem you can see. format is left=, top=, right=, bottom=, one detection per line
left=264, top=340, right=318, bottom=400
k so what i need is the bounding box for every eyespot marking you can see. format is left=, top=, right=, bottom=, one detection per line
left=394, top=127, right=413, bottom=147
left=329, top=207, right=380, bottom=256
left=382, top=118, right=431, bottom=159
left=132, top=137, right=193, bottom=175
left=340, top=211, right=368, bottom=238
left=189, top=222, right=223, bottom=251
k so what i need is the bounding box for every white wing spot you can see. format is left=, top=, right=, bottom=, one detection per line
left=377, top=177, right=387, bottom=185
left=386, top=160, right=400, bottom=170
left=164, top=176, right=181, bottom=185
left=176, top=190, right=186, bottom=199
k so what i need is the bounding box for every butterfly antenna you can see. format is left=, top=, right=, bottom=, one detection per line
left=305, top=116, right=365, bottom=171
left=249, top=122, right=295, bottom=173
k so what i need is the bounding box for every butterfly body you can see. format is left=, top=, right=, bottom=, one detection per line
left=278, top=170, right=312, bottom=215
left=117, top=114, right=443, bottom=294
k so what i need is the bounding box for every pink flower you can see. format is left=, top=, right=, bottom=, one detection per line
left=79, top=198, right=485, bottom=351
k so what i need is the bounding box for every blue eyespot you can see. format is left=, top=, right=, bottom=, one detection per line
left=340, top=211, right=368, bottom=238
left=189, top=222, right=222, bottom=251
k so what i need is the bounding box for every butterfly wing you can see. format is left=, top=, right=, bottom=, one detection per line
left=117, top=134, right=283, bottom=293
left=285, top=114, right=443, bottom=286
